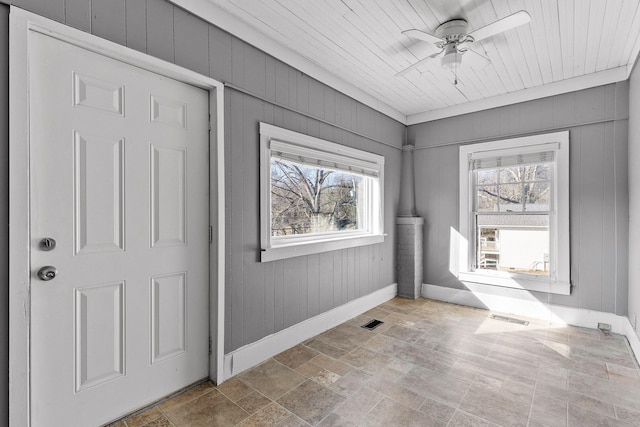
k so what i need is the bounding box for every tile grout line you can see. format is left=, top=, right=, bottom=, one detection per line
left=525, top=363, right=542, bottom=427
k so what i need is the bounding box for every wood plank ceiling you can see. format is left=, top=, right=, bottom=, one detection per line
left=205, top=0, right=640, bottom=119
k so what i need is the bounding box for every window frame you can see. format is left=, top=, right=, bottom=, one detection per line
left=260, top=123, right=385, bottom=262
left=458, top=131, right=570, bottom=295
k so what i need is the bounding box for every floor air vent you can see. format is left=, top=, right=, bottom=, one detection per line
left=362, top=319, right=384, bottom=330
left=490, top=314, right=529, bottom=326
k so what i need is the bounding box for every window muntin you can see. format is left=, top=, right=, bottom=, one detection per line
left=260, top=123, right=384, bottom=262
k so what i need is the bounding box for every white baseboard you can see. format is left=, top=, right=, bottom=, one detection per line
left=622, top=319, right=640, bottom=364
left=221, top=283, right=397, bottom=381
left=423, top=283, right=640, bottom=362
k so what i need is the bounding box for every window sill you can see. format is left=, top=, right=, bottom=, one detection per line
left=260, top=234, right=385, bottom=262
left=458, top=272, right=571, bottom=295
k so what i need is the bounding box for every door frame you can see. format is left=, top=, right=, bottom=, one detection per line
left=9, top=7, right=226, bottom=426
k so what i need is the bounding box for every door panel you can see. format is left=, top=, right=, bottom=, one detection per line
left=73, top=131, right=125, bottom=254
left=74, top=281, right=125, bottom=392
left=29, top=31, right=210, bottom=426
left=151, top=272, right=187, bottom=363
left=150, top=145, right=187, bottom=247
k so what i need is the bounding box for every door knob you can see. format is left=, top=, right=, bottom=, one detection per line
left=37, top=266, right=57, bottom=281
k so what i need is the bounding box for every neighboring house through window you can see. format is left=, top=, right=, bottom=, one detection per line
left=458, top=131, right=570, bottom=295
left=259, top=123, right=384, bottom=262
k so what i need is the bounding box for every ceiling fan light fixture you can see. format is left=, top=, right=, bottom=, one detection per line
left=441, top=44, right=461, bottom=69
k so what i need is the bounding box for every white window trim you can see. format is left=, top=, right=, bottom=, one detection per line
left=458, top=131, right=570, bottom=295
left=260, top=123, right=384, bottom=262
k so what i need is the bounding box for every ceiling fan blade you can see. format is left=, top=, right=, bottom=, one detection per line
left=468, top=10, right=530, bottom=43
left=401, top=29, right=443, bottom=45
left=395, top=50, right=443, bottom=77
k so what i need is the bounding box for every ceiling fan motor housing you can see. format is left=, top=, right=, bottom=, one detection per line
left=435, top=19, right=470, bottom=42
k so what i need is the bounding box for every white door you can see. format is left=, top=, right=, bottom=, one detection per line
left=29, top=32, right=210, bottom=426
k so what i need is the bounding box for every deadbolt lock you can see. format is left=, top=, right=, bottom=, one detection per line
left=39, top=237, right=56, bottom=251
left=37, top=266, right=57, bottom=281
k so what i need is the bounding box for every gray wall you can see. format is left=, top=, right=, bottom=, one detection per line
left=628, top=63, right=640, bottom=338
left=408, top=83, right=630, bottom=314
left=3, top=0, right=403, bottom=374
left=0, top=4, right=8, bottom=425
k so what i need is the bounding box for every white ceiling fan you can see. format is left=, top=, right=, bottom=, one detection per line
left=396, top=10, right=531, bottom=77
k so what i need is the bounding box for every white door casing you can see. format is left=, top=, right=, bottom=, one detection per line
left=9, top=8, right=226, bottom=427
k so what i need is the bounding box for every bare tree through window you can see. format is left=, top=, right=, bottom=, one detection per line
left=270, top=159, right=363, bottom=236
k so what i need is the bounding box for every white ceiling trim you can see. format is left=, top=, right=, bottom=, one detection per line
left=406, top=66, right=629, bottom=125
left=170, top=0, right=408, bottom=124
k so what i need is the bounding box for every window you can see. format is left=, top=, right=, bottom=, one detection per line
left=458, top=131, right=570, bottom=295
left=260, top=123, right=384, bottom=262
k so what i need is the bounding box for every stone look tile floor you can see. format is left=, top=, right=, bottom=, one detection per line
left=113, top=298, right=640, bottom=427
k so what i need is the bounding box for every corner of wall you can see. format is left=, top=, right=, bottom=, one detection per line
left=628, top=53, right=640, bottom=336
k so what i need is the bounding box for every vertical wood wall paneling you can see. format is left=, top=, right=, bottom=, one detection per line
left=307, top=254, right=320, bottom=318
left=229, top=36, right=244, bottom=87
left=273, top=260, right=284, bottom=333
left=319, top=252, right=334, bottom=314
left=359, top=244, right=370, bottom=297
left=146, top=1, right=174, bottom=63
left=264, top=55, right=276, bottom=102
left=615, top=120, right=630, bottom=315
left=578, top=123, right=606, bottom=311
left=12, top=0, right=64, bottom=23
left=0, top=5, right=8, bottom=424
left=297, top=72, right=309, bottom=115
left=125, top=0, right=146, bottom=53
left=282, top=258, right=300, bottom=329
left=299, top=256, right=309, bottom=323
left=262, top=259, right=275, bottom=337
left=65, top=0, right=90, bottom=32
left=602, top=121, right=617, bottom=313
left=437, top=145, right=459, bottom=285
left=410, top=83, right=630, bottom=312
left=243, top=44, right=266, bottom=98
left=208, top=25, right=233, bottom=83
left=308, top=78, right=324, bottom=120
left=125, top=0, right=147, bottom=52
left=346, top=248, right=356, bottom=302
left=241, top=95, right=264, bottom=345
left=331, top=250, right=342, bottom=308
left=274, top=60, right=289, bottom=106
left=228, top=89, right=245, bottom=350
left=91, top=0, right=125, bottom=46
left=174, top=7, right=209, bottom=76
